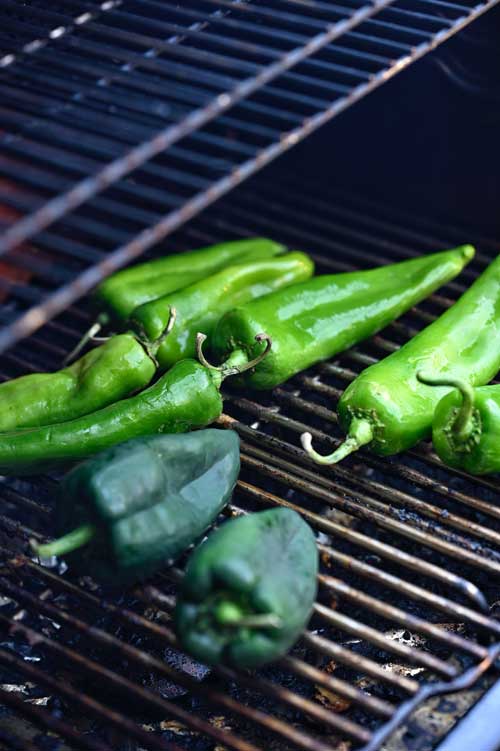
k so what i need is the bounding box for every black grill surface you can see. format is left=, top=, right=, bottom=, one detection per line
left=0, top=169, right=499, bottom=751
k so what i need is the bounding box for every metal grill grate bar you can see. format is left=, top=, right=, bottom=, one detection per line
left=0, top=673, right=113, bottom=751
left=0, top=0, right=399, bottom=255
left=0, top=570, right=371, bottom=749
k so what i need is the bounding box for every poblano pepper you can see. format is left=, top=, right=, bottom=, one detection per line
left=0, top=333, right=270, bottom=475
left=417, top=373, right=500, bottom=475
left=32, top=430, right=240, bottom=584
left=211, top=246, right=474, bottom=390
left=175, top=507, right=318, bottom=668
left=302, top=251, right=500, bottom=465
left=97, top=237, right=285, bottom=324
left=131, top=252, right=313, bottom=371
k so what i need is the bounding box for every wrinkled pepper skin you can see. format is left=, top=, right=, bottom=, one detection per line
left=319, top=251, right=500, bottom=462
left=131, top=252, right=314, bottom=371
left=175, top=507, right=318, bottom=669
left=213, top=246, right=474, bottom=390
left=431, top=385, right=500, bottom=475
left=96, top=238, right=285, bottom=322
left=0, top=334, right=156, bottom=431
left=0, top=360, right=223, bottom=475
left=43, top=431, right=240, bottom=584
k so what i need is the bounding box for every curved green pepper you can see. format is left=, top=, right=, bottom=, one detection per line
left=0, top=335, right=270, bottom=476
left=0, top=333, right=157, bottom=432
left=131, top=252, right=313, bottom=371
left=212, top=246, right=474, bottom=390
left=175, top=507, right=318, bottom=668
left=417, top=373, right=500, bottom=475
left=96, top=238, right=285, bottom=323
left=302, top=251, right=500, bottom=465
left=32, top=430, right=240, bottom=585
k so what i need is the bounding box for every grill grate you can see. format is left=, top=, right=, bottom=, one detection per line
left=0, top=0, right=499, bottom=351
left=0, top=170, right=500, bottom=751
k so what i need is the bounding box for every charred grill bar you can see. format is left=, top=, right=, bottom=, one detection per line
left=1, top=1, right=500, bottom=750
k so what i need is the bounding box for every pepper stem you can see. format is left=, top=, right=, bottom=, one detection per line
left=62, top=313, right=109, bottom=366
left=31, top=524, right=95, bottom=559
left=214, top=601, right=282, bottom=629
left=195, top=332, right=272, bottom=381
left=135, top=306, right=177, bottom=367
left=301, top=418, right=374, bottom=465
left=417, top=371, right=475, bottom=441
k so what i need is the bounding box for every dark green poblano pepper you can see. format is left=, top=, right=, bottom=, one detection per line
left=32, top=430, right=240, bottom=585
left=175, top=507, right=318, bottom=669
left=417, top=373, right=500, bottom=475
left=211, top=246, right=474, bottom=390
left=303, top=252, right=500, bottom=464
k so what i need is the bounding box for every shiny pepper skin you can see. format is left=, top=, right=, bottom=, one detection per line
left=426, top=379, right=500, bottom=475
left=213, top=246, right=474, bottom=390
left=0, top=333, right=156, bottom=431
left=96, top=238, right=285, bottom=323
left=0, top=359, right=224, bottom=475
left=332, top=250, right=500, bottom=460
left=131, top=251, right=313, bottom=371
left=175, top=507, right=318, bottom=669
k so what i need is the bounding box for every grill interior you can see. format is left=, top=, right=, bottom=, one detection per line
left=1, top=164, right=500, bottom=751
left=2, top=2, right=500, bottom=749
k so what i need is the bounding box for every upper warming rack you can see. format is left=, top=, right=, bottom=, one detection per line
left=0, top=0, right=498, bottom=351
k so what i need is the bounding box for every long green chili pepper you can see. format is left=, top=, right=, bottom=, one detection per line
left=0, top=333, right=271, bottom=475
left=175, top=507, right=318, bottom=668
left=131, top=251, right=313, bottom=371
left=0, top=308, right=176, bottom=432
left=302, top=251, right=500, bottom=465
left=97, top=237, right=285, bottom=324
left=66, top=237, right=284, bottom=365
left=32, top=430, right=240, bottom=585
left=417, top=373, right=500, bottom=475
left=211, top=245, right=474, bottom=390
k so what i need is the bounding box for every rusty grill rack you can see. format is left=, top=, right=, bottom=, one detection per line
left=0, top=170, right=500, bottom=750
left=0, top=0, right=499, bottom=353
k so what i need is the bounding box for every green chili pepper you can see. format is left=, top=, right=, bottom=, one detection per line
left=175, top=507, right=318, bottom=668
left=301, top=250, right=500, bottom=465
left=0, top=334, right=270, bottom=476
left=211, top=245, right=474, bottom=390
left=131, top=252, right=313, bottom=371
left=417, top=373, right=500, bottom=475
left=97, top=237, right=285, bottom=324
left=66, top=238, right=284, bottom=366
left=32, top=430, right=240, bottom=585
left=0, top=309, right=177, bottom=432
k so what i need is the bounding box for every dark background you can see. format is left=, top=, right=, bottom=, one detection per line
left=279, top=6, right=500, bottom=237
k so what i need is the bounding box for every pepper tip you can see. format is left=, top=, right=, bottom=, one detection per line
left=29, top=538, right=40, bottom=557
left=300, top=431, right=341, bottom=465
left=300, top=432, right=314, bottom=453
left=462, top=244, right=475, bottom=262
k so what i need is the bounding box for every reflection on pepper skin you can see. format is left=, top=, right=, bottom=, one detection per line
left=214, top=245, right=474, bottom=390
left=304, top=248, right=500, bottom=465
